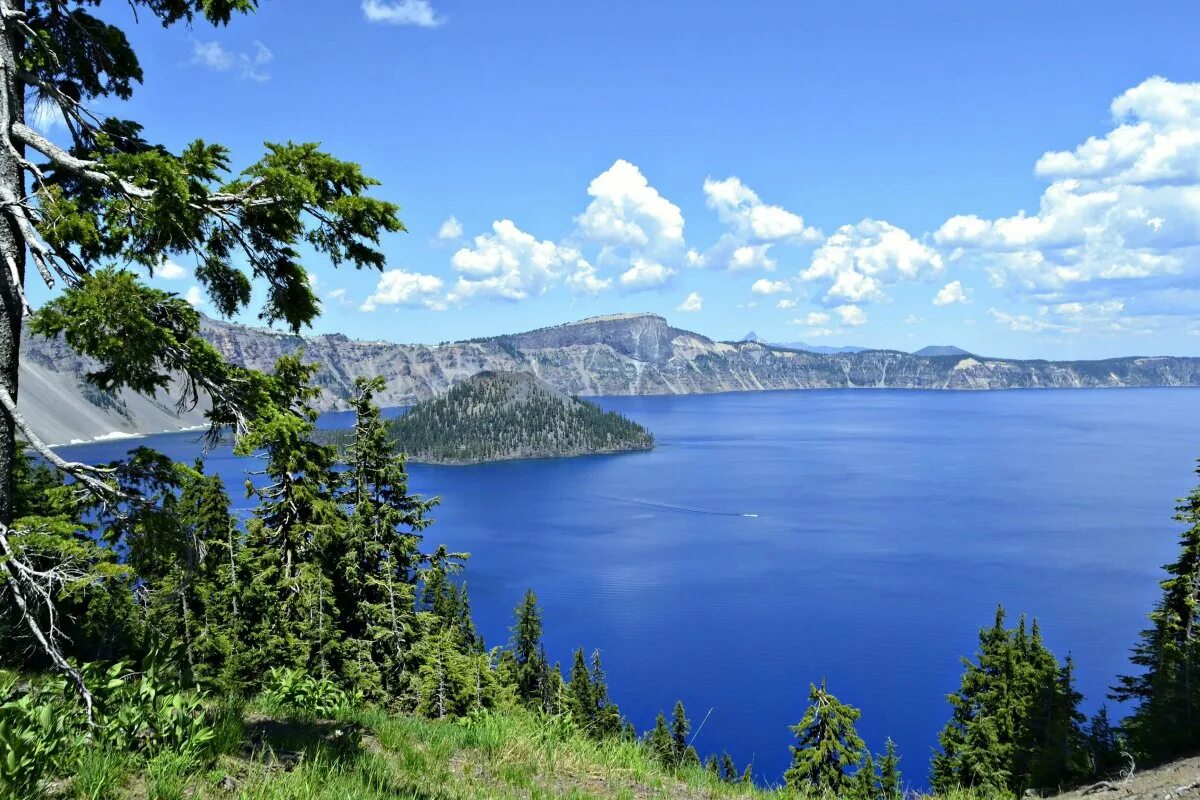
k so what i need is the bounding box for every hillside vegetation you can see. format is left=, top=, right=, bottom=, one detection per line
left=384, top=371, right=654, bottom=464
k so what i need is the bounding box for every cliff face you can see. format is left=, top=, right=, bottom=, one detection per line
left=22, top=312, right=1200, bottom=444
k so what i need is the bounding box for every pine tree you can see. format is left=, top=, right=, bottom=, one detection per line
left=720, top=751, right=738, bottom=783
left=1085, top=706, right=1122, bottom=778
left=671, top=701, right=693, bottom=765
left=590, top=649, right=623, bottom=738
left=567, top=648, right=595, bottom=730
left=510, top=589, right=549, bottom=709
left=879, top=738, right=903, bottom=800
left=853, top=751, right=879, bottom=800
left=1113, top=460, right=1200, bottom=762
left=933, top=606, right=1087, bottom=795
left=647, top=713, right=674, bottom=767
left=740, top=763, right=754, bottom=785
left=705, top=754, right=719, bottom=777
left=785, top=679, right=865, bottom=795
left=341, top=376, right=438, bottom=699
left=228, top=355, right=349, bottom=691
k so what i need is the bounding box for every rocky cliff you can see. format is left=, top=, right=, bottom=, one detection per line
left=23, top=312, right=1200, bottom=445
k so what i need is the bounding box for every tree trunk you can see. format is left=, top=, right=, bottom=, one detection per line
left=0, top=1, right=27, bottom=526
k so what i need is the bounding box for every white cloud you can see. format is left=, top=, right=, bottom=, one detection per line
left=698, top=176, right=819, bottom=272
left=933, top=280, right=968, bottom=306
left=834, top=304, right=868, bottom=326
left=777, top=298, right=798, bottom=309
left=804, top=312, right=831, bottom=326
left=803, top=219, right=943, bottom=303
left=361, top=0, right=444, bottom=27
left=703, top=177, right=818, bottom=241
left=935, top=77, right=1200, bottom=329
left=449, top=219, right=583, bottom=302
left=576, top=160, right=685, bottom=250
left=361, top=270, right=444, bottom=311
left=360, top=268, right=446, bottom=309
left=363, top=271, right=443, bottom=311
left=437, top=216, right=463, bottom=241
left=190, top=40, right=273, bottom=82
left=564, top=260, right=612, bottom=295
left=158, top=259, right=187, bottom=280
left=327, top=288, right=353, bottom=306
left=184, top=286, right=205, bottom=307
left=676, top=291, right=703, bottom=312
left=751, top=278, right=791, bottom=296
left=619, top=258, right=675, bottom=289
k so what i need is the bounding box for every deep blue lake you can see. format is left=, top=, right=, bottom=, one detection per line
left=56, top=388, right=1200, bottom=788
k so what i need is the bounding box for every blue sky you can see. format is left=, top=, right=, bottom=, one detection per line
left=37, top=0, right=1200, bottom=358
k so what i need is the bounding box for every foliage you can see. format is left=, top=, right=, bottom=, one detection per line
left=375, top=371, right=654, bottom=463
left=784, top=679, right=865, bottom=795
left=932, top=607, right=1087, bottom=795
left=262, top=667, right=350, bottom=719
left=1112, top=460, right=1200, bottom=763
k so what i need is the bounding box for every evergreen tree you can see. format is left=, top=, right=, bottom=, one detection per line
left=228, top=355, right=349, bottom=691
left=340, top=376, right=438, bottom=699
left=1084, top=706, right=1122, bottom=778
left=510, top=589, right=549, bottom=709
left=853, top=751, right=879, bottom=800
left=1113, top=460, right=1200, bottom=762
left=647, top=713, right=674, bottom=767
left=740, top=763, right=754, bottom=785
left=670, top=701, right=699, bottom=765
left=933, top=606, right=1087, bottom=795
left=567, top=648, right=595, bottom=729
left=720, top=751, right=738, bottom=783
left=590, top=649, right=623, bottom=738
left=785, top=679, right=865, bottom=795
left=879, top=738, right=903, bottom=800
left=705, top=754, right=719, bottom=777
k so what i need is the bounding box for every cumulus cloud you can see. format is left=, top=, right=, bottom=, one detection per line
left=184, top=286, right=205, bottom=307
left=751, top=278, right=792, bottom=295
left=834, top=304, right=868, bottom=326
left=804, top=312, right=831, bottom=326
left=191, top=40, right=273, bottom=81
left=576, top=160, right=685, bottom=251
left=362, top=0, right=444, bottom=27
left=564, top=260, right=612, bottom=295
left=619, top=258, right=675, bottom=289
left=933, top=280, right=968, bottom=306
left=448, top=219, right=584, bottom=302
left=936, top=76, right=1200, bottom=331
left=361, top=270, right=444, bottom=311
left=437, top=216, right=463, bottom=241
left=802, top=219, right=943, bottom=303
left=698, top=176, right=819, bottom=272
left=676, top=291, right=703, bottom=312
left=158, top=259, right=188, bottom=280
left=777, top=298, right=798, bottom=309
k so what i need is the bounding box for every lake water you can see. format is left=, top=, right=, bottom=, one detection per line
left=56, top=388, right=1200, bottom=788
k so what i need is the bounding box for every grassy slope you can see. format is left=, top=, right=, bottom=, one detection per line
left=75, top=706, right=780, bottom=800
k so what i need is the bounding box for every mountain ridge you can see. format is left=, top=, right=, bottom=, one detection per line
left=24, top=312, right=1200, bottom=445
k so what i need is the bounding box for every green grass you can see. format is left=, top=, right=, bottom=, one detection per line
left=39, top=704, right=1015, bottom=799
left=89, top=705, right=779, bottom=800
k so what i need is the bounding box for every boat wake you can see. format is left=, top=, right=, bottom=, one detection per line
left=592, top=494, right=757, bottom=518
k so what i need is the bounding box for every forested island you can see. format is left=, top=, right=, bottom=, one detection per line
left=380, top=370, right=654, bottom=464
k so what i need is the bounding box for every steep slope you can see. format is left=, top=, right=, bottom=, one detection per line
left=381, top=370, right=653, bottom=464
left=22, top=312, right=1200, bottom=445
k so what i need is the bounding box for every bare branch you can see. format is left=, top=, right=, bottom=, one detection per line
left=0, top=523, right=96, bottom=725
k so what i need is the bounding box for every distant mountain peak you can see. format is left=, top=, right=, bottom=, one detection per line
left=742, top=331, right=762, bottom=342
left=913, top=345, right=972, bottom=357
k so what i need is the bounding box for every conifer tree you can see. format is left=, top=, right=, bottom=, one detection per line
left=340, top=375, right=437, bottom=698
left=854, top=751, right=880, bottom=800
left=705, top=754, right=719, bottom=777
left=740, top=763, right=753, bottom=785
left=785, top=679, right=865, bottom=795
left=590, top=649, right=623, bottom=738
left=1113, top=460, right=1200, bottom=762
left=647, top=712, right=674, bottom=767
left=511, top=589, right=549, bottom=709
left=1084, top=706, right=1122, bottom=778
left=228, top=355, right=349, bottom=690
left=720, top=751, right=738, bottom=783
left=567, top=648, right=595, bottom=729
left=933, top=606, right=1087, bottom=795
left=0, top=0, right=405, bottom=703
left=670, top=701, right=700, bottom=765
left=879, top=738, right=903, bottom=800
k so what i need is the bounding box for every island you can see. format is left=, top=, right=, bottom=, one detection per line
left=382, top=370, right=654, bottom=464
